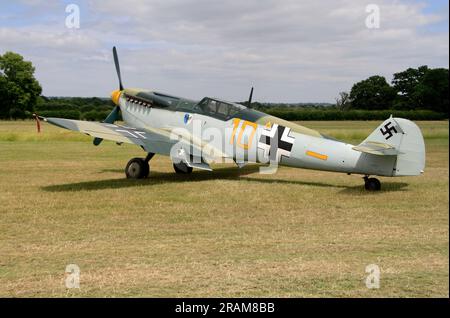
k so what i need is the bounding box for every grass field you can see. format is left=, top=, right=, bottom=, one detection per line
left=0, top=120, right=448, bottom=297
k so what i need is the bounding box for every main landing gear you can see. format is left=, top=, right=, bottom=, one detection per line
left=125, top=153, right=154, bottom=179
left=364, top=176, right=381, bottom=191
left=125, top=153, right=194, bottom=179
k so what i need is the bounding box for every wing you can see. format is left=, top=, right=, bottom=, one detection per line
left=41, top=117, right=217, bottom=170
left=42, top=117, right=175, bottom=155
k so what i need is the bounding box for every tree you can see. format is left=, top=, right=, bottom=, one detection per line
left=392, top=66, right=429, bottom=109
left=413, top=68, right=449, bottom=113
left=392, top=66, right=449, bottom=112
left=335, top=91, right=351, bottom=111
left=349, top=76, right=396, bottom=110
left=0, top=52, right=42, bottom=119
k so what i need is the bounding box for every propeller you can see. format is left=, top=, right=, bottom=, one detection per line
left=113, top=46, right=124, bottom=91
left=93, top=46, right=123, bottom=146
left=247, top=86, right=254, bottom=108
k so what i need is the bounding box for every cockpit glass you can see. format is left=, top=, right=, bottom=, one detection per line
left=217, top=103, right=229, bottom=116
left=206, top=100, right=217, bottom=113
left=195, top=98, right=246, bottom=120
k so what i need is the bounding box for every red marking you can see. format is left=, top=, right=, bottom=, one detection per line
left=33, top=114, right=41, bottom=133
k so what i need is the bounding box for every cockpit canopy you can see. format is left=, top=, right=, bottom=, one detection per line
left=194, top=97, right=247, bottom=120
left=133, top=91, right=247, bottom=120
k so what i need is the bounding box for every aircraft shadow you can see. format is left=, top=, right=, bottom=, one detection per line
left=42, top=165, right=409, bottom=193
left=338, top=182, right=408, bottom=194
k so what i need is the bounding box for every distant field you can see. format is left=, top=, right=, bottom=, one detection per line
left=0, top=120, right=448, bottom=297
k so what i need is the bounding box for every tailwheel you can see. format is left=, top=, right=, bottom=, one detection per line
left=173, top=162, right=193, bottom=174
left=364, top=176, right=381, bottom=191
left=125, top=158, right=149, bottom=179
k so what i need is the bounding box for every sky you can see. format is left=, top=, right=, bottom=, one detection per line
left=0, top=0, right=448, bottom=102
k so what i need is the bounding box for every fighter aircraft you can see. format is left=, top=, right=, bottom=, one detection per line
left=36, top=47, right=426, bottom=191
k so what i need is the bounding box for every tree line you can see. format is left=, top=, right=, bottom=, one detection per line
left=336, top=66, right=448, bottom=113
left=1, top=51, right=448, bottom=121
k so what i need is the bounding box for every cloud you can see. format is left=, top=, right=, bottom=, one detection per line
left=0, top=0, right=448, bottom=102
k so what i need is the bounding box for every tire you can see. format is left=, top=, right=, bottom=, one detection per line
left=125, top=158, right=149, bottom=179
left=365, top=178, right=381, bottom=191
left=173, top=162, right=193, bottom=174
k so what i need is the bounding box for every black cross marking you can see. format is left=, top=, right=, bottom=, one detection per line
left=259, top=125, right=294, bottom=161
left=380, top=121, right=398, bottom=140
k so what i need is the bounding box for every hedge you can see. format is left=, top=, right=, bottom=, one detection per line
left=37, top=110, right=81, bottom=120
left=263, top=109, right=448, bottom=121
left=30, top=109, right=448, bottom=122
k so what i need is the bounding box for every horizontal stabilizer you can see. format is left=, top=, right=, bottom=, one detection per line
left=352, top=141, right=401, bottom=156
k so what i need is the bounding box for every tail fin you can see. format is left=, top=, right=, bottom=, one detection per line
left=353, top=117, right=426, bottom=176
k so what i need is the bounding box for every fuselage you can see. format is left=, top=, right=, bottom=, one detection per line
left=115, top=88, right=394, bottom=177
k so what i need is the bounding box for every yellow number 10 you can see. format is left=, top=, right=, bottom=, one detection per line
left=230, top=119, right=257, bottom=150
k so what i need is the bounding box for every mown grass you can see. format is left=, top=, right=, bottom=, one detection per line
left=0, top=120, right=448, bottom=297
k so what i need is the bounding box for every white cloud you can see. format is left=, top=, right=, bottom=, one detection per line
left=0, top=28, right=99, bottom=50
left=0, top=0, right=448, bottom=102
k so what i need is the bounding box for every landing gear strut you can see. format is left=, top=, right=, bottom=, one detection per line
left=125, top=153, right=154, bottom=179
left=173, top=161, right=193, bottom=174
left=364, top=176, right=381, bottom=191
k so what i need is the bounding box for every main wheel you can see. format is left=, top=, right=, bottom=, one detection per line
left=173, top=162, right=193, bottom=174
left=125, top=158, right=149, bottom=179
left=365, top=177, right=381, bottom=191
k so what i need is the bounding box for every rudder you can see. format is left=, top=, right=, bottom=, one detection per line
left=356, top=117, right=426, bottom=176
left=391, top=118, right=426, bottom=176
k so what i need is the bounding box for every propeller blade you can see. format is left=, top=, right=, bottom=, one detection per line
left=94, top=47, right=124, bottom=146
left=247, top=87, right=254, bottom=107
left=93, top=106, right=121, bottom=146
left=104, top=105, right=120, bottom=124
left=113, top=46, right=124, bottom=90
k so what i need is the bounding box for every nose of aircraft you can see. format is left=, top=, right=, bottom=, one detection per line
left=111, top=89, right=122, bottom=105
